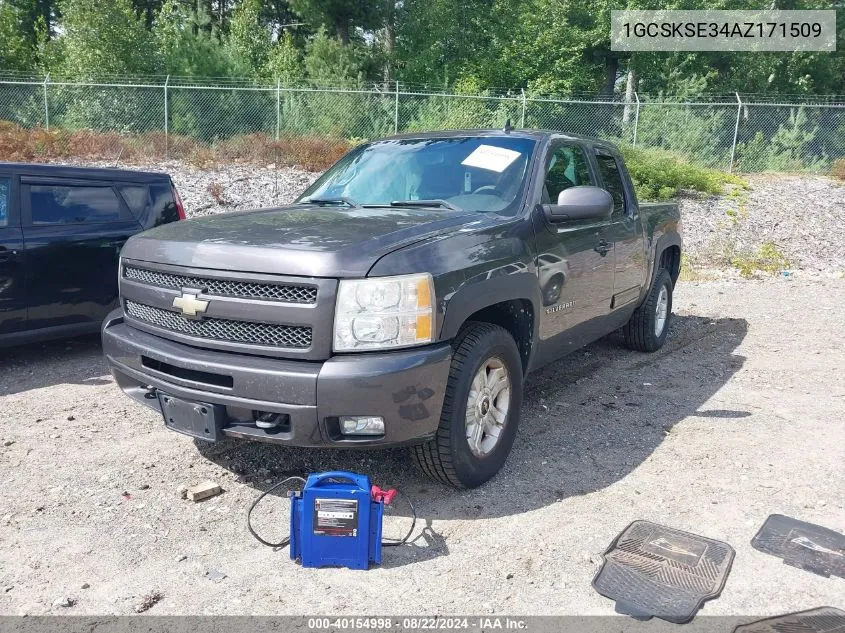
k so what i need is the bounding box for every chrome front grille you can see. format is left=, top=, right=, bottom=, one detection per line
left=124, top=266, right=317, bottom=304
left=125, top=300, right=313, bottom=349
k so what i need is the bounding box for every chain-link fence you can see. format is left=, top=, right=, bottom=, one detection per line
left=1, top=74, right=843, bottom=173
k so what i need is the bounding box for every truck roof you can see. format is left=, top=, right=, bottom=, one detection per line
left=382, top=128, right=598, bottom=143
left=0, top=162, right=171, bottom=183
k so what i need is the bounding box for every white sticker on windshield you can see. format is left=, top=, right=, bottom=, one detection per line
left=461, top=145, right=521, bottom=173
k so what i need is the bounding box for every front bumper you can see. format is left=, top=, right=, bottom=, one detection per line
left=102, top=310, right=451, bottom=447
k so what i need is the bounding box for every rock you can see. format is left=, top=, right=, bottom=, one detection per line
left=52, top=596, right=75, bottom=608
left=139, top=484, right=150, bottom=490
left=176, top=555, right=187, bottom=562
left=49, top=434, right=60, bottom=439
left=4, top=586, right=12, bottom=593
left=3, top=440, right=14, bottom=447
left=134, top=590, right=163, bottom=613
left=186, top=481, right=222, bottom=502
left=177, top=484, right=188, bottom=499
left=505, top=573, right=514, bottom=580
left=205, top=569, right=227, bottom=582
left=81, top=583, right=90, bottom=589
left=67, top=415, right=75, bottom=421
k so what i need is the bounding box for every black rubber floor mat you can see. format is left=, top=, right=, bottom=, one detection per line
left=592, top=520, right=735, bottom=624
left=733, top=607, right=845, bottom=633
left=751, top=514, right=845, bottom=579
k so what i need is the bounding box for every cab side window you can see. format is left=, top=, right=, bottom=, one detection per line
left=543, top=144, right=593, bottom=203
left=595, top=153, right=626, bottom=217
left=0, top=178, right=9, bottom=227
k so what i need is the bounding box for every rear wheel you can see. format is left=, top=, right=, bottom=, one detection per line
left=623, top=268, right=673, bottom=352
left=411, top=322, right=523, bottom=488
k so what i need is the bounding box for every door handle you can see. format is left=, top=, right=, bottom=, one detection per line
left=594, top=240, right=611, bottom=256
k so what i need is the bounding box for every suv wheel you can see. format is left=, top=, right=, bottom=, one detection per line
left=623, top=268, right=673, bottom=352
left=411, top=322, right=523, bottom=488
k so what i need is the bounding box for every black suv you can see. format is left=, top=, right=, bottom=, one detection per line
left=0, top=163, right=184, bottom=347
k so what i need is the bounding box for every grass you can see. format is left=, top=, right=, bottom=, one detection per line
left=831, top=158, right=845, bottom=181
left=0, top=121, right=350, bottom=172
left=730, top=241, right=792, bottom=278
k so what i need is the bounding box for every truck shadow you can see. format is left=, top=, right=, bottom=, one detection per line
left=199, top=314, right=748, bottom=528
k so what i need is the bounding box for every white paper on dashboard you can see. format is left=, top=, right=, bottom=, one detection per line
left=461, top=145, right=521, bottom=173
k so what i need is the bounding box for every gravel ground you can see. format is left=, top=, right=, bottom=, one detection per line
left=678, top=173, right=845, bottom=273
left=1, top=277, right=843, bottom=616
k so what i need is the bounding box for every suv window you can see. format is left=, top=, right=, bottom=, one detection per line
left=0, top=178, right=9, bottom=227
left=121, top=183, right=179, bottom=227
left=595, top=153, right=626, bottom=216
left=543, top=144, right=593, bottom=203
left=119, top=185, right=152, bottom=218
left=29, top=185, right=122, bottom=225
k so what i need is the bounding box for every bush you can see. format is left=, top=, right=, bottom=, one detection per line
left=831, top=158, right=845, bottom=181
left=619, top=144, right=746, bottom=201
left=0, top=121, right=348, bottom=171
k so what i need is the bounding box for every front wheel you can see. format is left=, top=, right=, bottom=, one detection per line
left=623, top=268, right=673, bottom=352
left=411, top=322, right=523, bottom=488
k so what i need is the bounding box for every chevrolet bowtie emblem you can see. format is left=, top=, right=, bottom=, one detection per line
left=172, top=290, right=209, bottom=317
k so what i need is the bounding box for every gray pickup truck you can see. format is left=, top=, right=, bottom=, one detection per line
left=102, top=130, right=681, bottom=488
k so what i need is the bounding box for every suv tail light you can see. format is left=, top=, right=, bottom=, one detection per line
left=171, top=183, right=186, bottom=220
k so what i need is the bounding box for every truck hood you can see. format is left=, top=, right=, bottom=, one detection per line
left=122, top=203, right=482, bottom=278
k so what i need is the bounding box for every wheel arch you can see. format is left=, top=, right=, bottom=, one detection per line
left=439, top=274, right=541, bottom=374
left=648, top=233, right=682, bottom=290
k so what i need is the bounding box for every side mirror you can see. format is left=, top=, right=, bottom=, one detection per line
left=542, top=186, right=613, bottom=223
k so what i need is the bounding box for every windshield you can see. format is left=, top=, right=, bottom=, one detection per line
left=297, top=136, right=537, bottom=215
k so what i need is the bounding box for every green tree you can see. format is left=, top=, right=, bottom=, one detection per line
left=131, top=0, right=163, bottom=28
left=290, top=0, right=385, bottom=44
left=227, top=0, right=270, bottom=75
left=7, top=0, right=59, bottom=43
left=154, top=0, right=236, bottom=76
left=56, top=0, right=156, bottom=76
left=303, top=26, right=365, bottom=85
left=265, top=31, right=305, bottom=84
left=259, top=0, right=300, bottom=33
left=396, top=0, right=497, bottom=88
left=0, top=1, right=33, bottom=72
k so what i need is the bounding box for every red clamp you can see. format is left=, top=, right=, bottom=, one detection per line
left=371, top=485, right=397, bottom=505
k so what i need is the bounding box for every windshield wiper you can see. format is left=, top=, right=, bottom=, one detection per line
left=302, top=196, right=361, bottom=209
left=390, top=199, right=462, bottom=211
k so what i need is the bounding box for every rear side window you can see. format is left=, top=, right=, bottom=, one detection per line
left=595, top=153, right=626, bottom=216
left=29, top=185, right=122, bottom=225
left=120, top=183, right=178, bottom=226
left=119, top=185, right=152, bottom=219
left=0, top=178, right=9, bottom=227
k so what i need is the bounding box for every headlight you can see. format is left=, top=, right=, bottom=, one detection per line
left=333, top=273, right=435, bottom=352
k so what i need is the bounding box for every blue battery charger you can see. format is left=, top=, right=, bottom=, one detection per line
left=289, top=471, right=395, bottom=570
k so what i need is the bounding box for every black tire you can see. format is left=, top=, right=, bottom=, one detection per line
left=411, top=322, right=523, bottom=489
left=623, top=268, right=673, bottom=352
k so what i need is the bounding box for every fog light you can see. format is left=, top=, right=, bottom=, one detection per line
left=339, top=416, right=385, bottom=435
